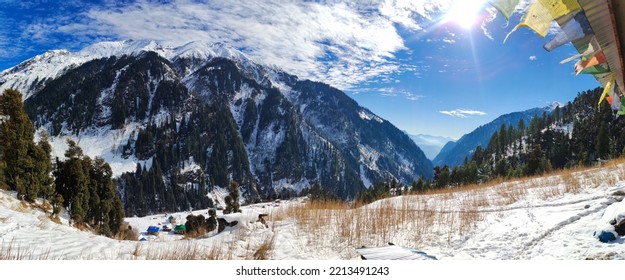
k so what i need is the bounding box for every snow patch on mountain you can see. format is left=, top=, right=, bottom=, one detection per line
left=40, top=124, right=150, bottom=177
left=271, top=178, right=310, bottom=194
left=358, top=144, right=381, bottom=173
left=359, top=110, right=383, bottom=123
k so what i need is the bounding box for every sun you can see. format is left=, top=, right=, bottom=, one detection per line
left=445, top=0, right=489, bottom=29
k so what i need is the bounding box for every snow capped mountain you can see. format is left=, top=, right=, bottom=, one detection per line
left=4, top=40, right=432, bottom=213
left=0, top=40, right=266, bottom=100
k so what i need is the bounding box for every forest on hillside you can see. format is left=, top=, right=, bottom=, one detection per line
left=428, top=87, right=621, bottom=189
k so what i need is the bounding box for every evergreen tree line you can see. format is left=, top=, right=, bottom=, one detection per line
left=0, top=89, right=124, bottom=237
left=430, top=87, right=625, bottom=188
left=119, top=159, right=212, bottom=217
left=118, top=99, right=253, bottom=216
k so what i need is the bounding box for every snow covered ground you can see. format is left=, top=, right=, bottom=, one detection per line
left=2, top=162, right=625, bottom=261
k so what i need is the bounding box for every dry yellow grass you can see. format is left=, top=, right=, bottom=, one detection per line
left=496, top=183, right=527, bottom=205
left=272, top=158, right=625, bottom=255
left=561, top=172, right=582, bottom=194
left=537, top=186, right=565, bottom=200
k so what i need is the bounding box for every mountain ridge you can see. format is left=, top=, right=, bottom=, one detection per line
left=4, top=40, right=433, bottom=214
left=433, top=106, right=553, bottom=167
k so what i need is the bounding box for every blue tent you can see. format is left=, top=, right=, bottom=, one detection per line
left=147, top=226, right=160, bottom=235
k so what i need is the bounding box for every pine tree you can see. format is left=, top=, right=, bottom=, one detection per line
left=0, top=89, right=52, bottom=202
left=224, top=181, right=241, bottom=213
left=54, top=139, right=90, bottom=224
left=596, top=122, right=609, bottom=160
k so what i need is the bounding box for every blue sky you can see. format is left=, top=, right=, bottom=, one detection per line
left=0, top=0, right=599, bottom=139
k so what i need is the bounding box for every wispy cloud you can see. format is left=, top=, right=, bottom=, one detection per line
left=377, top=87, right=424, bottom=101
left=481, top=7, right=498, bottom=40
left=529, top=55, right=537, bottom=61
left=439, top=109, right=486, bottom=118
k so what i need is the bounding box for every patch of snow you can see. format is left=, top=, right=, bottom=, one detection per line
left=360, top=164, right=372, bottom=189
left=594, top=199, right=625, bottom=239
left=3, top=163, right=625, bottom=260
left=181, top=157, right=201, bottom=174
left=271, top=178, right=310, bottom=194
left=358, top=110, right=383, bottom=123
left=41, top=123, right=149, bottom=177
left=358, top=144, right=381, bottom=173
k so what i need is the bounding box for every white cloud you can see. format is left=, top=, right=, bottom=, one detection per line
left=439, top=109, right=486, bottom=118
left=404, top=92, right=424, bottom=101
left=377, top=87, right=423, bottom=101
left=379, top=0, right=451, bottom=30
left=19, top=0, right=460, bottom=90
left=529, top=55, right=537, bottom=61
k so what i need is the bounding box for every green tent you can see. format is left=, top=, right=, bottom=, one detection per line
left=174, top=224, right=186, bottom=234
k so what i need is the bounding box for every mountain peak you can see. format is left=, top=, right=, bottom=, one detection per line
left=545, top=101, right=565, bottom=111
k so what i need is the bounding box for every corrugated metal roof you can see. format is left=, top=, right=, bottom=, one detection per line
left=356, top=245, right=437, bottom=260
left=579, top=0, right=625, bottom=91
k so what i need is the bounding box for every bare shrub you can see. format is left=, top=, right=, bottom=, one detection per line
left=115, top=226, right=139, bottom=241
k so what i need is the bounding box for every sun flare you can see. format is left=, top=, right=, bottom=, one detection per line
left=445, top=0, right=489, bottom=29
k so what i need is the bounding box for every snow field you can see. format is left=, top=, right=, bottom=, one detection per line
left=1, top=160, right=625, bottom=260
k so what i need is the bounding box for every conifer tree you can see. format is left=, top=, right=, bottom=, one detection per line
left=224, top=181, right=241, bottom=213
left=54, top=139, right=90, bottom=224
left=0, top=89, right=52, bottom=201
left=596, top=122, right=609, bottom=160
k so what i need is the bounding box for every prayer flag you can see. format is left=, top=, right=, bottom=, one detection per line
left=544, top=11, right=593, bottom=51
left=541, top=0, right=580, bottom=18
left=505, top=0, right=580, bottom=42
left=579, top=63, right=610, bottom=75
left=611, top=88, right=621, bottom=111
left=489, top=0, right=520, bottom=20
left=575, top=51, right=607, bottom=75
left=598, top=74, right=615, bottom=107
left=560, top=36, right=600, bottom=64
